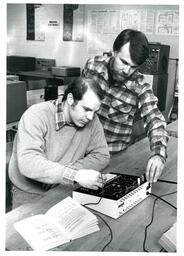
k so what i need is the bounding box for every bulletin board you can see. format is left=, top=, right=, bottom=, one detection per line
left=86, top=7, right=179, bottom=55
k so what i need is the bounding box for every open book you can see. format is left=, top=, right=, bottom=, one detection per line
left=14, top=196, right=100, bottom=251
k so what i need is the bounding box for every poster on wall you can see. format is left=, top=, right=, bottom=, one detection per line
left=63, top=4, right=84, bottom=41
left=26, top=4, right=45, bottom=41
left=86, top=8, right=156, bottom=55
left=87, top=9, right=120, bottom=55
left=155, top=10, right=179, bottom=35
left=34, top=4, right=45, bottom=41
left=26, top=4, right=35, bottom=40
left=120, top=9, right=155, bottom=34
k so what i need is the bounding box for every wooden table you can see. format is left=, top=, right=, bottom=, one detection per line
left=17, top=70, right=78, bottom=89
left=17, top=70, right=63, bottom=83
left=6, top=136, right=177, bottom=252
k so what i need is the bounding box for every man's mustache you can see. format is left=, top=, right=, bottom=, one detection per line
left=113, top=70, right=129, bottom=78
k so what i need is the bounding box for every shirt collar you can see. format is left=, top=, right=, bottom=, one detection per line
left=92, top=56, right=112, bottom=81
left=111, top=70, right=144, bottom=89
left=52, top=98, right=73, bottom=131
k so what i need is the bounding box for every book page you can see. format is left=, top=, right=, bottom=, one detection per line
left=46, top=196, right=99, bottom=238
left=14, top=214, right=69, bottom=251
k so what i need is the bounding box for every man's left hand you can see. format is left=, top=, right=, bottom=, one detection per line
left=146, top=155, right=165, bottom=183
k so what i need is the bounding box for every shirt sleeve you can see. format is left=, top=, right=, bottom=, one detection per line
left=82, top=57, right=108, bottom=91
left=82, top=58, right=93, bottom=77
left=16, top=105, right=77, bottom=185
left=138, top=83, right=169, bottom=160
left=62, top=166, right=78, bottom=184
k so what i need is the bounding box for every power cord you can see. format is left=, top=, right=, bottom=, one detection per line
left=82, top=177, right=177, bottom=252
left=150, top=192, right=177, bottom=210
left=94, top=212, right=113, bottom=251
left=157, top=179, right=177, bottom=185
left=143, top=190, right=177, bottom=252
left=83, top=173, right=113, bottom=251
left=83, top=173, right=105, bottom=207
left=160, top=247, right=166, bottom=252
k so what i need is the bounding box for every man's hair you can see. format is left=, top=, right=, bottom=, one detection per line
left=113, top=29, right=149, bottom=65
left=62, top=77, right=104, bottom=102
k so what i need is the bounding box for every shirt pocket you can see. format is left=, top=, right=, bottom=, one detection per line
left=108, top=99, right=132, bottom=123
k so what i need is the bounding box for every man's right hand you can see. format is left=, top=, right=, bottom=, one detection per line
left=74, top=169, right=106, bottom=190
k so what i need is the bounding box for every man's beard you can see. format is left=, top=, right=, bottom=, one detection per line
left=112, top=71, right=130, bottom=83
left=109, top=57, right=131, bottom=83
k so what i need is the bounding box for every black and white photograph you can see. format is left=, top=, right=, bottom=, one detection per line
left=1, top=0, right=183, bottom=255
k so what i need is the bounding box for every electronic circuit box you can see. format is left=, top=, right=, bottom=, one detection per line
left=73, top=172, right=151, bottom=219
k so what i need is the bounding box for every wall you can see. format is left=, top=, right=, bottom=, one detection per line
left=7, top=4, right=179, bottom=118
left=7, top=4, right=88, bottom=68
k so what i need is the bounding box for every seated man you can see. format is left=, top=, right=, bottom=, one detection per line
left=9, top=77, right=110, bottom=209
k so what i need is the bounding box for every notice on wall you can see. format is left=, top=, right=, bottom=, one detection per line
left=120, top=9, right=155, bottom=34
left=88, top=9, right=120, bottom=34
left=86, top=8, right=156, bottom=55
left=48, top=20, right=59, bottom=27
left=87, top=9, right=120, bottom=55
left=34, top=5, right=45, bottom=41
left=63, top=4, right=84, bottom=41
left=86, top=7, right=179, bottom=55
left=155, top=10, right=179, bottom=35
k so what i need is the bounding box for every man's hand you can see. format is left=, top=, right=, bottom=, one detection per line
left=74, top=169, right=106, bottom=190
left=146, top=155, right=165, bottom=183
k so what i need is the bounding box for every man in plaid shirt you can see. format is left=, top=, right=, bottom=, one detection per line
left=82, top=29, right=168, bottom=183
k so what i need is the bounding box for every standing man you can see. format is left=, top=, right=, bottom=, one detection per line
left=82, top=29, right=168, bottom=183
left=9, top=77, right=110, bottom=208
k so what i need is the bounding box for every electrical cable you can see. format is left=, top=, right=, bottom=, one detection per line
left=150, top=192, right=177, bottom=210
left=82, top=173, right=113, bottom=251
left=157, top=179, right=177, bottom=185
left=81, top=175, right=178, bottom=251
left=94, top=212, right=114, bottom=251
left=83, top=173, right=105, bottom=207
left=143, top=191, right=177, bottom=252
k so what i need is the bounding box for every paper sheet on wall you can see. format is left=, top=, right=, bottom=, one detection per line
left=87, top=9, right=120, bottom=55
left=35, top=5, right=46, bottom=41
left=120, top=9, right=155, bottom=34
left=72, top=5, right=84, bottom=41
left=86, top=9, right=155, bottom=55
left=86, top=7, right=179, bottom=55
left=63, top=4, right=84, bottom=41
left=155, top=10, right=179, bottom=35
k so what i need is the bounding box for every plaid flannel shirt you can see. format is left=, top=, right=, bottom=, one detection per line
left=82, top=55, right=168, bottom=160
